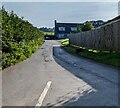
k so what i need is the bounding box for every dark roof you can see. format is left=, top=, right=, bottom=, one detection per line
left=56, top=22, right=82, bottom=26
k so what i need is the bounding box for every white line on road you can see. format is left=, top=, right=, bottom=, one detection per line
left=35, top=81, right=52, bottom=107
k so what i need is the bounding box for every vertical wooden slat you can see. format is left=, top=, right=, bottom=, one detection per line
left=69, top=19, right=120, bottom=51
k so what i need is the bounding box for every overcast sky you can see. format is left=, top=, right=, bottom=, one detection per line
left=2, top=2, right=119, bottom=28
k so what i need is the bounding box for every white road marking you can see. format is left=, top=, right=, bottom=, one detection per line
left=35, top=81, right=52, bottom=107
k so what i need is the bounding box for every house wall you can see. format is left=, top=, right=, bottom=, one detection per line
left=55, top=21, right=80, bottom=39
left=69, top=18, right=120, bottom=51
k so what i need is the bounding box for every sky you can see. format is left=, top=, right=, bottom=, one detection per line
left=2, top=1, right=119, bottom=28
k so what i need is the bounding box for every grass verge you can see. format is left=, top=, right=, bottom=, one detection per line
left=44, top=32, right=54, bottom=35
left=58, top=38, right=69, bottom=45
left=58, top=39, right=120, bottom=68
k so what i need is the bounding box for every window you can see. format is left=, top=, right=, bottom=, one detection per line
left=71, top=27, right=77, bottom=32
left=58, top=34, right=64, bottom=38
left=58, top=27, right=65, bottom=31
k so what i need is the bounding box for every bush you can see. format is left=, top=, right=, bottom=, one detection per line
left=1, top=7, right=44, bottom=69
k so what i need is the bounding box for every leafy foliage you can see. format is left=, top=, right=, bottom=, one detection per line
left=1, top=7, right=44, bottom=69
left=76, top=22, right=95, bottom=33
left=81, top=22, right=94, bottom=31
left=77, top=25, right=82, bottom=33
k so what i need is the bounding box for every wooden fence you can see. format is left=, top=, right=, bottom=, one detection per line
left=69, top=18, right=120, bottom=51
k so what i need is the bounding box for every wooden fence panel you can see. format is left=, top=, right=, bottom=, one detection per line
left=69, top=19, right=120, bottom=51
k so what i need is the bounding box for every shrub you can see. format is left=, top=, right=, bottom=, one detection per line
left=1, top=7, right=44, bottom=69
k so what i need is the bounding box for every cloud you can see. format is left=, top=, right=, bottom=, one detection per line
left=2, top=2, right=118, bottom=27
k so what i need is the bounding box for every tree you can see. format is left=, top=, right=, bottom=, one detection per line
left=77, top=25, right=82, bottom=33
left=81, top=22, right=94, bottom=32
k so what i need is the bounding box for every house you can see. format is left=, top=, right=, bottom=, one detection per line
left=92, top=20, right=104, bottom=28
left=55, top=20, right=82, bottom=39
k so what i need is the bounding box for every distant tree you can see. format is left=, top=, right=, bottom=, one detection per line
left=81, top=22, right=94, bottom=31
left=39, top=27, right=54, bottom=32
left=77, top=25, right=82, bottom=33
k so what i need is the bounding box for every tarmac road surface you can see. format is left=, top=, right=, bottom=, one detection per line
left=2, top=40, right=119, bottom=106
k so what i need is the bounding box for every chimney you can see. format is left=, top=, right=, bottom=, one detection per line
left=55, top=20, right=57, bottom=25
left=54, top=20, right=57, bottom=37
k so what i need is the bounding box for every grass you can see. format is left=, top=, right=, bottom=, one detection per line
left=58, top=38, right=69, bottom=45
left=58, top=38, right=120, bottom=68
left=44, top=32, right=54, bottom=35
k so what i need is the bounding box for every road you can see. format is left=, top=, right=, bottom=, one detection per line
left=2, top=40, right=119, bottom=106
